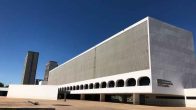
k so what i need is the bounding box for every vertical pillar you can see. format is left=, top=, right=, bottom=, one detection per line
left=80, top=94, right=85, bottom=100
left=100, top=94, right=105, bottom=102
left=133, top=93, right=140, bottom=104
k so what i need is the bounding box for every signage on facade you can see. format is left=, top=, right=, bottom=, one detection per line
left=157, top=79, right=173, bottom=87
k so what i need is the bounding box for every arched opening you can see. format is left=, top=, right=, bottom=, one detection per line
left=138, top=76, right=150, bottom=86
left=70, top=86, right=72, bottom=90
left=89, top=83, right=93, bottom=89
left=80, top=85, right=83, bottom=90
left=101, top=82, right=107, bottom=88
left=116, top=79, right=124, bottom=87
left=94, top=82, right=99, bottom=89
left=73, top=86, right=76, bottom=90
left=67, top=87, right=70, bottom=90
left=84, top=84, right=88, bottom=89
left=76, top=85, right=79, bottom=90
left=108, top=80, right=115, bottom=88
left=126, top=78, right=136, bottom=86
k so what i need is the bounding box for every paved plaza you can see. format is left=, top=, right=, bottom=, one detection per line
left=0, top=96, right=195, bottom=110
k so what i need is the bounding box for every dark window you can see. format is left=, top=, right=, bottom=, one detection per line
left=94, top=82, right=99, bottom=89
left=186, top=97, right=196, bottom=99
left=80, top=85, right=83, bottom=90
left=138, top=77, right=150, bottom=86
left=67, top=87, right=70, bottom=90
left=156, top=96, right=184, bottom=99
left=76, top=85, right=79, bottom=90
left=126, top=78, right=136, bottom=86
left=89, top=83, right=93, bottom=89
left=116, top=79, right=124, bottom=87
left=84, top=84, right=88, bottom=89
left=101, top=82, right=107, bottom=88
left=73, top=86, right=76, bottom=90
left=108, top=80, right=115, bottom=88
left=70, top=86, right=73, bottom=90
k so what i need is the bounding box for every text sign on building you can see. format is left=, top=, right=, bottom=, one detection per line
left=157, top=79, right=173, bottom=87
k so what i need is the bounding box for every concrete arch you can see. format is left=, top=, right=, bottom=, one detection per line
left=89, top=83, right=93, bottom=89
left=116, top=79, right=125, bottom=87
left=108, top=80, right=115, bottom=88
left=94, top=82, right=100, bottom=89
left=101, top=82, right=107, bottom=88
left=80, top=85, right=83, bottom=90
left=84, top=84, right=88, bottom=89
left=138, top=76, right=150, bottom=86
left=76, top=85, right=79, bottom=90
left=126, top=78, right=136, bottom=86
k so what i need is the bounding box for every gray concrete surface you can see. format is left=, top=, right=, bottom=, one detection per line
left=48, top=21, right=149, bottom=85
left=149, top=17, right=196, bottom=95
left=0, top=97, right=195, bottom=110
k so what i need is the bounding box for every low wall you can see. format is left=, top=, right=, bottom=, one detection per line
left=7, top=85, right=58, bottom=100
left=184, top=88, right=196, bottom=107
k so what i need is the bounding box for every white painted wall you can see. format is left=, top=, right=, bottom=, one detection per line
left=58, top=69, right=152, bottom=94
left=0, top=87, right=8, bottom=91
left=7, top=85, right=58, bottom=100
left=185, top=88, right=196, bottom=107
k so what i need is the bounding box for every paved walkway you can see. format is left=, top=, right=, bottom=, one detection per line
left=0, top=97, right=195, bottom=110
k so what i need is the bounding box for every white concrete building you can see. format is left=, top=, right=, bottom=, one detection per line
left=7, top=17, right=196, bottom=107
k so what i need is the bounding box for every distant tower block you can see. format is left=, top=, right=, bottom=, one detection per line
left=44, top=61, right=58, bottom=81
left=21, top=51, right=39, bottom=85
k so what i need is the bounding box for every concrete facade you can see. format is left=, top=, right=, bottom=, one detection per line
left=149, top=18, right=196, bottom=95
left=48, top=20, right=149, bottom=85
left=21, top=51, right=39, bottom=85
left=46, top=17, right=196, bottom=106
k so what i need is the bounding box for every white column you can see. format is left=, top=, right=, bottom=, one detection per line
left=133, top=93, right=140, bottom=104
left=80, top=94, right=85, bottom=100
left=100, top=94, right=105, bottom=102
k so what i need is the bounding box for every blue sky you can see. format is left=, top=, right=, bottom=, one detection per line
left=0, top=0, right=196, bottom=85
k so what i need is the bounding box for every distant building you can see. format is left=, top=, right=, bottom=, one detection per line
left=44, top=61, right=58, bottom=82
left=21, top=51, right=39, bottom=84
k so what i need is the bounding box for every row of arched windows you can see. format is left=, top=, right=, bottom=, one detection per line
left=58, top=76, right=150, bottom=92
